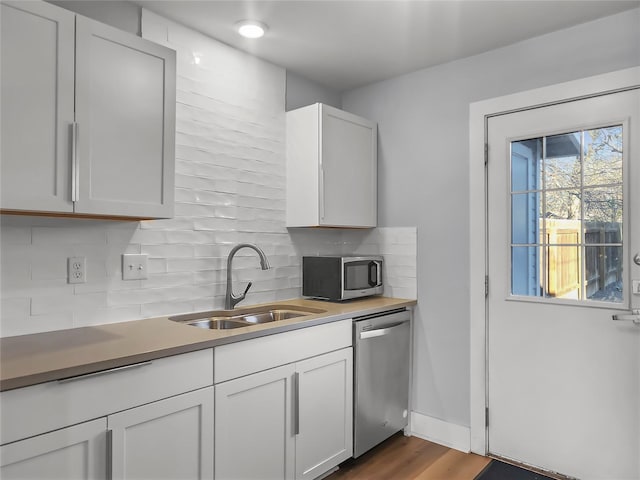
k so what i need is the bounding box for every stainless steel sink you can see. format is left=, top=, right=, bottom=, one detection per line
left=188, top=319, right=255, bottom=330
left=169, top=304, right=327, bottom=330
left=234, top=310, right=306, bottom=324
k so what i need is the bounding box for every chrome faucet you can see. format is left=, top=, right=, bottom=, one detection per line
left=225, top=243, right=270, bottom=310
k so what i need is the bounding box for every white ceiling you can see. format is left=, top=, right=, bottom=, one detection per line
left=134, top=0, right=640, bottom=91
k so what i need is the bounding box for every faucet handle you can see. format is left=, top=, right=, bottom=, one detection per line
left=229, top=282, right=253, bottom=309
left=242, top=282, right=253, bottom=298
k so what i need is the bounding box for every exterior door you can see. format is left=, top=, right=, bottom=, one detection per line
left=487, top=89, right=639, bottom=479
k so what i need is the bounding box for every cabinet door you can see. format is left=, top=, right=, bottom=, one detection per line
left=296, top=348, right=353, bottom=480
left=0, top=1, right=74, bottom=212
left=215, top=364, right=296, bottom=480
left=0, top=418, right=107, bottom=480
left=108, top=387, right=213, bottom=480
left=74, top=16, right=175, bottom=218
left=320, top=106, right=377, bottom=227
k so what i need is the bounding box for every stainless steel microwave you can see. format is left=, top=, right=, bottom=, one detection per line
left=302, top=256, right=383, bottom=301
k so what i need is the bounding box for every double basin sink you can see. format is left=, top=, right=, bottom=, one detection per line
left=169, top=304, right=327, bottom=330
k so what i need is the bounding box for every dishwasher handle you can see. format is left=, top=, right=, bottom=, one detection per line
left=359, top=320, right=409, bottom=340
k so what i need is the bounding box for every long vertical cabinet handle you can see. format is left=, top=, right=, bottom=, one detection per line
left=294, top=372, right=300, bottom=435
left=71, top=122, right=79, bottom=202
left=319, top=165, right=325, bottom=222
left=106, top=429, right=113, bottom=480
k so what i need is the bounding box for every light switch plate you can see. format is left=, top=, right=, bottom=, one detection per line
left=632, top=280, right=640, bottom=295
left=122, top=254, right=148, bottom=280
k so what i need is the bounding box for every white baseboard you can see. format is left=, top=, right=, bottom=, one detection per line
left=409, top=411, right=471, bottom=453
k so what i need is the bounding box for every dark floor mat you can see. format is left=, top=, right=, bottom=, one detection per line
left=475, top=460, right=555, bottom=480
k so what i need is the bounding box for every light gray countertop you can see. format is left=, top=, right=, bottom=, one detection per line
left=0, top=297, right=416, bottom=391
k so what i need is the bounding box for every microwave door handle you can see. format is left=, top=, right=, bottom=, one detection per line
left=368, top=261, right=377, bottom=287
left=376, top=261, right=381, bottom=285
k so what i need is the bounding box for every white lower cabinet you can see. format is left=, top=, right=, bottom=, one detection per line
left=0, top=418, right=107, bottom=480
left=296, top=349, right=353, bottom=480
left=109, top=387, right=214, bottom=480
left=0, top=388, right=214, bottom=480
left=215, top=347, right=353, bottom=480
left=215, top=363, right=296, bottom=480
left=0, top=349, right=214, bottom=480
left=0, top=322, right=355, bottom=480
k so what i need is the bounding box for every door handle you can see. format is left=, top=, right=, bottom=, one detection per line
left=612, top=309, right=640, bottom=325
left=359, top=320, right=409, bottom=339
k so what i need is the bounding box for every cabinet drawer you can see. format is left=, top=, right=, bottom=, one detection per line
left=0, top=349, right=213, bottom=445
left=215, top=320, right=352, bottom=383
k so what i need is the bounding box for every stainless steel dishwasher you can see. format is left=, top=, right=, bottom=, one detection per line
left=353, top=308, right=411, bottom=458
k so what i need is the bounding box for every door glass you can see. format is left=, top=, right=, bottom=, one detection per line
left=510, top=125, right=624, bottom=303
left=344, top=261, right=370, bottom=290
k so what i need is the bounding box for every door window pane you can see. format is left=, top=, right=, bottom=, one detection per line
left=511, top=138, right=542, bottom=192
left=583, top=126, right=623, bottom=187
left=544, top=189, right=581, bottom=221
left=544, top=132, right=581, bottom=189
left=583, top=185, right=623, bottom=226
left=510, top=125, right=624, bottom=304
left=511, top=192, right=541, bottom=244
left=585, top=246, right=623, bottom=302
left=545, top=245, right=581, bottom=299
left=511, top=246, right=542, bottom=297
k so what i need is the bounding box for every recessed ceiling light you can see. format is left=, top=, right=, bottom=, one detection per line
left=236, top=20, right=268, bottom=39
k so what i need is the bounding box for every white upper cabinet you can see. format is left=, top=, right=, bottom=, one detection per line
left=0, top=1, right=75, bottom=213
left=0, top=1, right=176, bottom=219
left=74, top=17, right=175, bottom=218
left=286, top=103, right=377, bottom=228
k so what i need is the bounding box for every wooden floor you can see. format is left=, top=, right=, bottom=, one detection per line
left=327, top=433, right=491, bottom=480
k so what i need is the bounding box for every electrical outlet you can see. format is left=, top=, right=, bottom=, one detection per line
left=68, top=257, right=86, bottom=284
left=122, top=254, right=148, bottom=280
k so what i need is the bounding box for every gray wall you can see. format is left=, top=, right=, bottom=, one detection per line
left=285, top=71, right=342, bottom=111
left=342, top=8, right=640, bottom=428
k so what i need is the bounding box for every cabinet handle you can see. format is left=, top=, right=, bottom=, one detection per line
left=106, top=429, right=113, bottom=480
left=319, top=166, right=325, bottom=221
left=294, top=371, right=300, bottom=435
left=71, top=122, right=79, bottom=202
left=56, top=361, right=152, bottom=384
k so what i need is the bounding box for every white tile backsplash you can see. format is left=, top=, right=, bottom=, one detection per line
left=0, top=11, right=416, bottom=337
